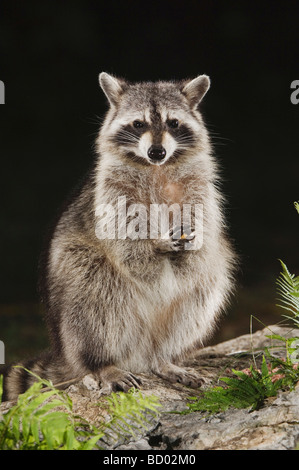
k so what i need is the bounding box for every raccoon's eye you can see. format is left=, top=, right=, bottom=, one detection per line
left=167, top=119, right=179, bottom=129
left=133, top=120, right=144, bottom=129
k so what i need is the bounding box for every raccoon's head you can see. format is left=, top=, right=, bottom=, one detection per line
left=97, top=72, right=210, bottom=166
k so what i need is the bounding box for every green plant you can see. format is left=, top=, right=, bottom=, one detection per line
left=0, top=370, right=161, bottom=450
left=276, top=260, right=299, bottom=328
left=187, top=356, right=284, bottom=414
left=104, top=389, right=161, bottom=441
left=268, top=201, right=299, bottom=360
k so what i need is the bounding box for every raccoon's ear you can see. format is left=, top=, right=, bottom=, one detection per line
left=99, top=72, right=127, bottom=107
left=181, top=75, right=210, bottom=108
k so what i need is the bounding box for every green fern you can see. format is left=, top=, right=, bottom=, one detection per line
left=187, top=356, right=283, bottom=414
left=268, top=202, right=299, bottom=364
left=103, top=390, right=161, bottom=442
left=275, top=202, right=299, bottom=329
left=0, top=371, right=103, bottom=450
left=276, top=260, right=299, bottom=324
left=0, top=370, right=161, bottom=450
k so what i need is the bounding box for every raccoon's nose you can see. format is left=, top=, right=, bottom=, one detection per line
left=148, top=145, right=166, bottom=161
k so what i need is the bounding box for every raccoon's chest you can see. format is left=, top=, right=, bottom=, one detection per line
left=151, top=170, right=185, bottom=205
left=161, top=182, right=184, bottom=204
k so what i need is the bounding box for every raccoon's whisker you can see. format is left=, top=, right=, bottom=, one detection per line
left=209, top=139, right=228, bottom=147
left=176, top=146, right=194, bottom=151
left=210, top=136, right=234, bottom=144
left=116, top=141, right=138, bottom=146
left=176, top=140, right=197, bottom=147
left=86, top=114, right=105, bottom=126
left=176, top=140, right=195, bottom=145
left=176, top=132, right=194, bottom=138
left=117, top=139, right=139, bottom=146
left=117, top=129, right=138, bottom=137
left=176, top=134, right=197, bottom=144
left=176, top=138, right=197, bottom=144
left=205, top=127, right=235, bottom=144
left=175, top=145, right=196, bottom=153
left=115, top=130, right=140, bottom=144
left=208, top=135, right=234, bottom=148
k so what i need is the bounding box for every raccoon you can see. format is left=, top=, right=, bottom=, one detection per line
left=1, top=73, right=237, bottom=401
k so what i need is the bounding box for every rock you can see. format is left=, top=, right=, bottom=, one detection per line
left=1, top=325, right=299, bottom=450
left=68, top=324, right=299, bottom=450
left=147, top=384, right=299, bottom=450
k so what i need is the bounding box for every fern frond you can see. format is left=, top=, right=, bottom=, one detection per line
left=186, top=357, right=283, bottom=414
left=276, top=260, right=299, bottom=318
left=0, top=371, right=161, bottom=450
left=103, top=389, right=161, bottom=442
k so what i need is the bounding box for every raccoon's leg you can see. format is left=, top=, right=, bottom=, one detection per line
left=152, top=362, right=205, bottom=388
left=149, top=277, right=224, bottom=389
left=48, top=241, right=152, bottom=394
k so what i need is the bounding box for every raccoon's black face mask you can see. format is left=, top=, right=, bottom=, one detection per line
left=99, top=72, right=210, bottom=166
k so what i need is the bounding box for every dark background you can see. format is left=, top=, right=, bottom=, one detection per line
left=0, top=0, right=298, bottom=362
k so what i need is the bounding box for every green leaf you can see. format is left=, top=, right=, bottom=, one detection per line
left=265, top=334, right=287, bottom=342
left=11, top=413, right=21, bottom=442
left=80, top=433, right=103, bottom=450
left=261, top=355, right=269, bottom=378
left=276, top=260, right=299, bottom=319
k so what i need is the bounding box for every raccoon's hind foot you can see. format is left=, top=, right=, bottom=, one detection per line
left=154, top=224, right=196, bottom=252
left=96, top=366, right=142, bottom=395
left=153, top=362, right=205, bottom=389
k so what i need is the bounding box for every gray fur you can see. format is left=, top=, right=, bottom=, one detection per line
left=2, top=73, right=237, bottom=400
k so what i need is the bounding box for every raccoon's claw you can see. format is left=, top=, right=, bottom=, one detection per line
left=169, top=223, right=194, bottom=240
left=98, top=366, right=142, bottom=394
left=172, top=237, right=195, bottom=252
left=156, top=223, right=196, bottom=252
left=153, top=363, right=205, bottom=389
left=170, top=223, right=196, bottom=252
left=110, top=373, right=142, bottom=393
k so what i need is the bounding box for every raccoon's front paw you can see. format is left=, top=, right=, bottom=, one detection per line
left=153, top=363, right=205, bottom=388
left=154, top=224, right=196, bottom=252
left=98, top=366, right=142, bottom=394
